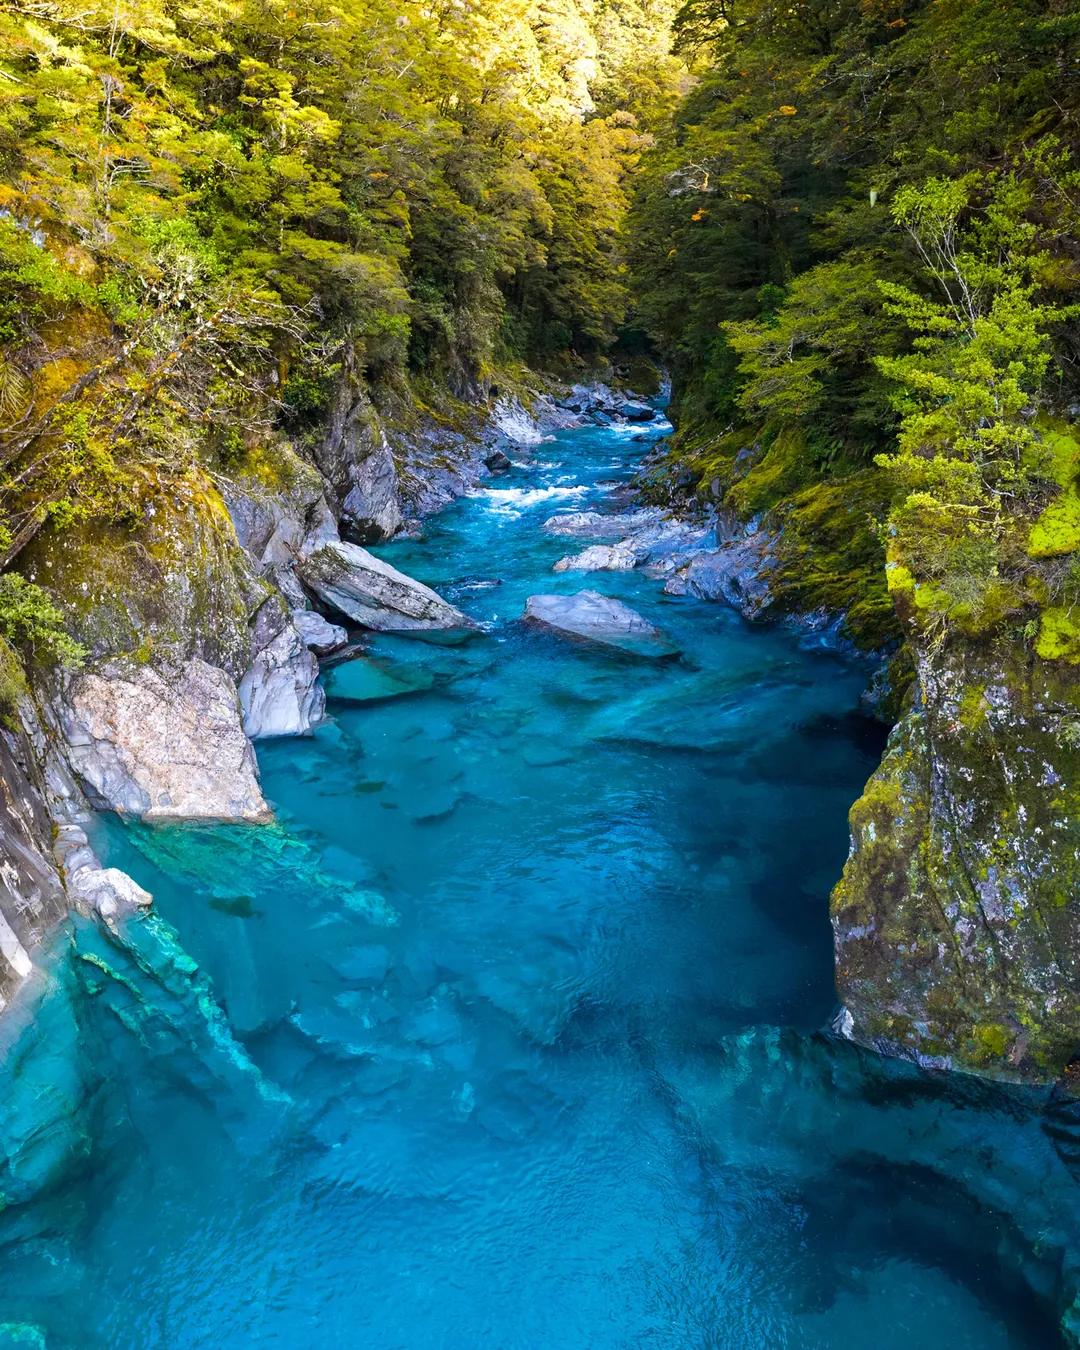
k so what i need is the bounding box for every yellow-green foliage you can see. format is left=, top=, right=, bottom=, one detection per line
left=957, top=684, right=989, bottom=730
left=969, top=1023, right=1012, bottom=1064
left=0, top=636, right=27, bottom=724
left=1028, top=489, right=1080, bottom=558
left=0, top=0, right=685, bottom=598
left=1037, top=607, right=1080, bottom=663
left=772, top=468, right=898, bottom=649
left=1035, top=422, right=1080, bottom=487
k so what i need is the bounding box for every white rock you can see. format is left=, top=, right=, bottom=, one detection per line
left=292, top=610, right=348, bottom=656
left=492, top=397, right=544, bottom=446
left=240, top=619, right=324, bottom=739
left=61, top=659, right=270, bottom=822
left=69, top=864, right=153, bottom=920
left=523, top=591, right=679, bottom=658
left=543, top=509, right=662, bottom=539
left=553, top=544, right=637, bottom=573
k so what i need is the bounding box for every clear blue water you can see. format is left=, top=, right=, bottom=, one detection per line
left=0, top=419, right=1073, bottom=1348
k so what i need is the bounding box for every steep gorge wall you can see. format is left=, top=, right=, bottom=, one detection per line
left=639, top=405, right=1080, bottom=1083
left=832, top=639, right=1080, bottom=1079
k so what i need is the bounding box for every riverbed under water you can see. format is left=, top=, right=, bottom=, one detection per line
left=0, top=416, right=1073, bottom=1348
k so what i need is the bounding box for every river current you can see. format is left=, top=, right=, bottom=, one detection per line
left=0, top=416, right=1070, bottom=1348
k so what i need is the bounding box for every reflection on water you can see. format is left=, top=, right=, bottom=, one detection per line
left=0, top=419, right=1072, bottom=1349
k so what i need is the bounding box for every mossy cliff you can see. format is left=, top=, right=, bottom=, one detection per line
left=831, top=640, right=1080, bottom=1077
left=638, top=421, right=901, bottom=654
left=644, top=400, right=1080, bottom=1079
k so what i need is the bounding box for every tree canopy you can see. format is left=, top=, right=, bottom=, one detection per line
left=629, top=0, right=1080, bottom=653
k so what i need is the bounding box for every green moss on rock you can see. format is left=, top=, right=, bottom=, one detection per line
left=1028, top=489, right=1080, bottom=559
left=18, top=473, right=264, bottom=680
left=833, top=639, right=1080, bottom=1079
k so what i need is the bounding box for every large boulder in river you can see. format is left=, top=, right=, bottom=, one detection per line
left=523, top=591, right=678, bottom=658
left=553, top=544, right=637, bottom=574
left=60, top=659, right=271, bottom=822
left=300, top=540, right=473, bottom=633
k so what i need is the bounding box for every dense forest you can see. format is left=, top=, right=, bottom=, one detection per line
left=2, top=0, right=1080, bottom=689
left=0, top=0, right=683, bottom=682
left=629, top=0, right=1080, bottom=674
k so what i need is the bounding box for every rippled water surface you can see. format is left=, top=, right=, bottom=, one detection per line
left=0, top=419, right=1070, bottom=1348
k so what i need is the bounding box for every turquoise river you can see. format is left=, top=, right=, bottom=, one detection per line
left=0, top=414, right=1074, bottom=1349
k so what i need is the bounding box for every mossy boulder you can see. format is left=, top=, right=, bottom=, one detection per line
left=832, top=638, right=1080, bottom=1079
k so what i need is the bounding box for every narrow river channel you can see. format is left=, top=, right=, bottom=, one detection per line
left=0, top=416, right=1064, bottom=1349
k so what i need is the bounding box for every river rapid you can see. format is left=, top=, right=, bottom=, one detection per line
left=0, top=415, right=1071, bottom=1348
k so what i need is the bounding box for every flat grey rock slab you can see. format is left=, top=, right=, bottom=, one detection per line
left=543, top=509, right=662, bottom=539
left=523, top=590, right=679, bottom=658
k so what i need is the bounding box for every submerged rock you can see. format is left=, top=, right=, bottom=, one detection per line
left=323, top=657, right=435, bottom=703
left=330, top=944, right=389, bottom=986
left=523, top=591, right=678, bottom=658
left=60, top=659, right=270, bottom=822
left=299, top=540, right=474, bottom=633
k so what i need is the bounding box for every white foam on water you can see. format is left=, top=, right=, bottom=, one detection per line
left=470, top=483, right=589, bottom=518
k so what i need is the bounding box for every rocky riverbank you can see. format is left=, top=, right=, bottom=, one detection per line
left=0, top=372, right=667, bottom=1035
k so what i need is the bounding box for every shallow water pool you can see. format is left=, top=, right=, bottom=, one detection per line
left=0, top=418, right=1071, bottom=1349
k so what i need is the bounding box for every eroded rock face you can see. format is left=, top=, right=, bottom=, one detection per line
left=523, top=590, right=678, bottom=658
left=832, top=641, right=1080, bottom=1079
left=238, top=600, right=324, bottom=739
left=663, top=531, right=778, bottom=619
left=20, top=490, right=264, bottom=682
left=492, top=397, right=544, bottom=447
left=300, top=540, right=472, bottom=632
left=223, top=449, right=338, bottom=570
left=0, top=733, right=69, bottom=1008
left=61, top=659, right=270, bottom=822
left=315, top=382, right=404, bottom=544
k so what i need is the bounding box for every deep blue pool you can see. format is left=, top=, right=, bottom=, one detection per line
left=0, top=418, right=1070, bottom=1349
